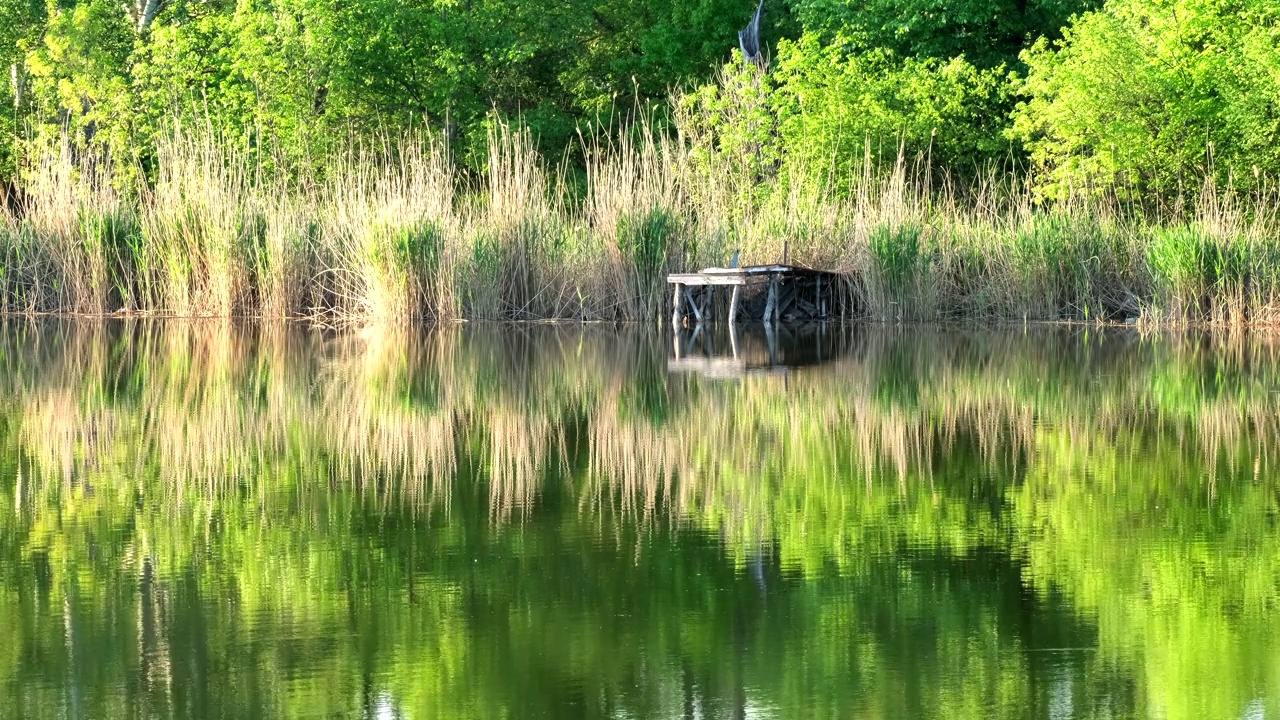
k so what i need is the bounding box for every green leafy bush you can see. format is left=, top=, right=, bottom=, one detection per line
left=771, top=35, right=1012, bottom=189
left=790, top=0, right=1095, bottom=69
left=1013, top=0, right=1280, bottom=196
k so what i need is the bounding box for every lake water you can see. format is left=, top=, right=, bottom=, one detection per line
left=0, top=321, right=1277, bottom=719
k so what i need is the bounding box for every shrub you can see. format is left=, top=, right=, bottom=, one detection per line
left=1013, top=0, right=1280, bottom=197
left=771, top=35, right=1012, bottom=190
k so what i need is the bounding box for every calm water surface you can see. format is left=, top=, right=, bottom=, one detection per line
left=1, top=321, right=1278, bottom=719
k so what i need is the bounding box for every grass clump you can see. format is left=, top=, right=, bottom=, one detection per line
left=1146, top=224, right=1223, bottom=320
left=867, top=221, right=930, bottom=321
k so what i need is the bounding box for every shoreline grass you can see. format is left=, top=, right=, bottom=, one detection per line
left=5, top=119, right=1280, bottom=326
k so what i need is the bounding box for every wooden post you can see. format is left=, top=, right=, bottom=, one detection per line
left=763, top=276, right=777, bottom=325
left=671, top=282, right=683, bottom=328
left=771, top=276, right=781, bottom=323
left=685, top=322, right=703, bottom=358
left=816, top=276, right=824, bottom=319
left=729, top=285, right=740, bottom=324
left=704, top=287, right=714, bottom=321
left=764, top=319, right=777, bottom=366
left=685, top=288, right=703, bottom=324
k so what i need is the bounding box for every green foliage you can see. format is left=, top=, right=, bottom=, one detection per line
left=316, top=0, right=761, bottom=166
left=395, top=222, right=443, bottom=273
left=869, top=221, right=924, bottom=285
left=8, top=0, right=1280, bottom=290
left=7, top=0, right=1276, bottom=206
left=791, top=0, right=1097, bottom=69
left=133, top=0, right=330, bottom=168
left=0, top=0, right=43, bottom=178
left=617, top=207, right=677, bottom=284
left=1144, top=224, right=1280, bottom=319
left=3, top=0, right=765, bottom=180
left=771, top=34, right=1012, bottom=182
left=1005, top=213, right=1115, bottom=319
left=675, top=62, right=779, bottom=197
left=1147, top=225, right=1221, bottom=313
left=25, top=0, right=136, bottom=160
left=78, top=207, right=141, bottom=306
left=1013, top=0, right=1280, bottom=195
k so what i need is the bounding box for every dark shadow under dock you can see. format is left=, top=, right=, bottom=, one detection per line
left=667, top=264, right=852, bottom=326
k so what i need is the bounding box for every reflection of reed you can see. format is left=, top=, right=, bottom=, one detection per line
left=4, top=322, right=1279, bottom=536
left=583, top=390, right=683, bottom=523
left=7, top=322, right=462, bottom=506
left=5, top=322, right=1279, bottom=720
left=487, top=413, right=564, bottom=524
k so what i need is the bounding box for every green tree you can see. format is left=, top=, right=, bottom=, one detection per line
left=133, top=0, right=331, bottom=168
left=10, top=0, right=768, bottom=177
left=0, top=0, right=44, bottom=180
left=24, top=0, right=135, bottom=156
left=1012, top=0, right=1280, bottom=196
left=789, top=0, right=1098, bottom=69
left=770, top=33, right=1012, bottom=185
left=318, top=0, right=762, bottom=166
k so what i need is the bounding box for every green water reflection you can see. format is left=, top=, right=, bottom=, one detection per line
left=0, top=321, right=1277, bottom=719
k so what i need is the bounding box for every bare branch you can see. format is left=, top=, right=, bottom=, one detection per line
left=124, top=0, right=165, bottom=31
left=10, top=63, right=22, bottom=109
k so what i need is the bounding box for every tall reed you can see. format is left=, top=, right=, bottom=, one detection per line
left=322, top=133, right=457, bottom=323
left=6, top=107, right=1280, bottom=324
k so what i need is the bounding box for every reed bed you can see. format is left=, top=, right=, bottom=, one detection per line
left=5, top=110, right=1280, bottom=324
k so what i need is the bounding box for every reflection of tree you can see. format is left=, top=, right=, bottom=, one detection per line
left=1012, top=448, right=1280, bottom=720
left=0, top=481, right=1072, bottom=718
left=0, top=322, right=1276, bottom=717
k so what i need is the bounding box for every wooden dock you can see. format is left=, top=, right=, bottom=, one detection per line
left=667, top=264, right=848, bottom=325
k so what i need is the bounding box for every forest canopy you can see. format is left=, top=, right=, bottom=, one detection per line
left=2, top=0, right=1278, bottom=194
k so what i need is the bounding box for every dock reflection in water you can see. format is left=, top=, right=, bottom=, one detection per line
left=0, top=320, right=1277, bottom=719
left=669, top=322, right=851, bottom=378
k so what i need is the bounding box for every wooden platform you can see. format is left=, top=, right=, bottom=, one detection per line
left=667, top=264, right=848, bottom=325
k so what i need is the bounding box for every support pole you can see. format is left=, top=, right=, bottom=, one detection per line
left=685, top=322, right=703, bottom=357
left=671, top=282, right=683, bottom=328
left=764, top=320, right=777, bottom=366
left=763, top=276, right=777, bottom=325
left=685, top=288, right=704, bottom=324
left=770, top=277, right=779, bottom=323
left=729, top=285, right=741, bottom=324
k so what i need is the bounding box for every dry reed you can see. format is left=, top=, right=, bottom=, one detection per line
left=5, top=105, right=1280, bottom=325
